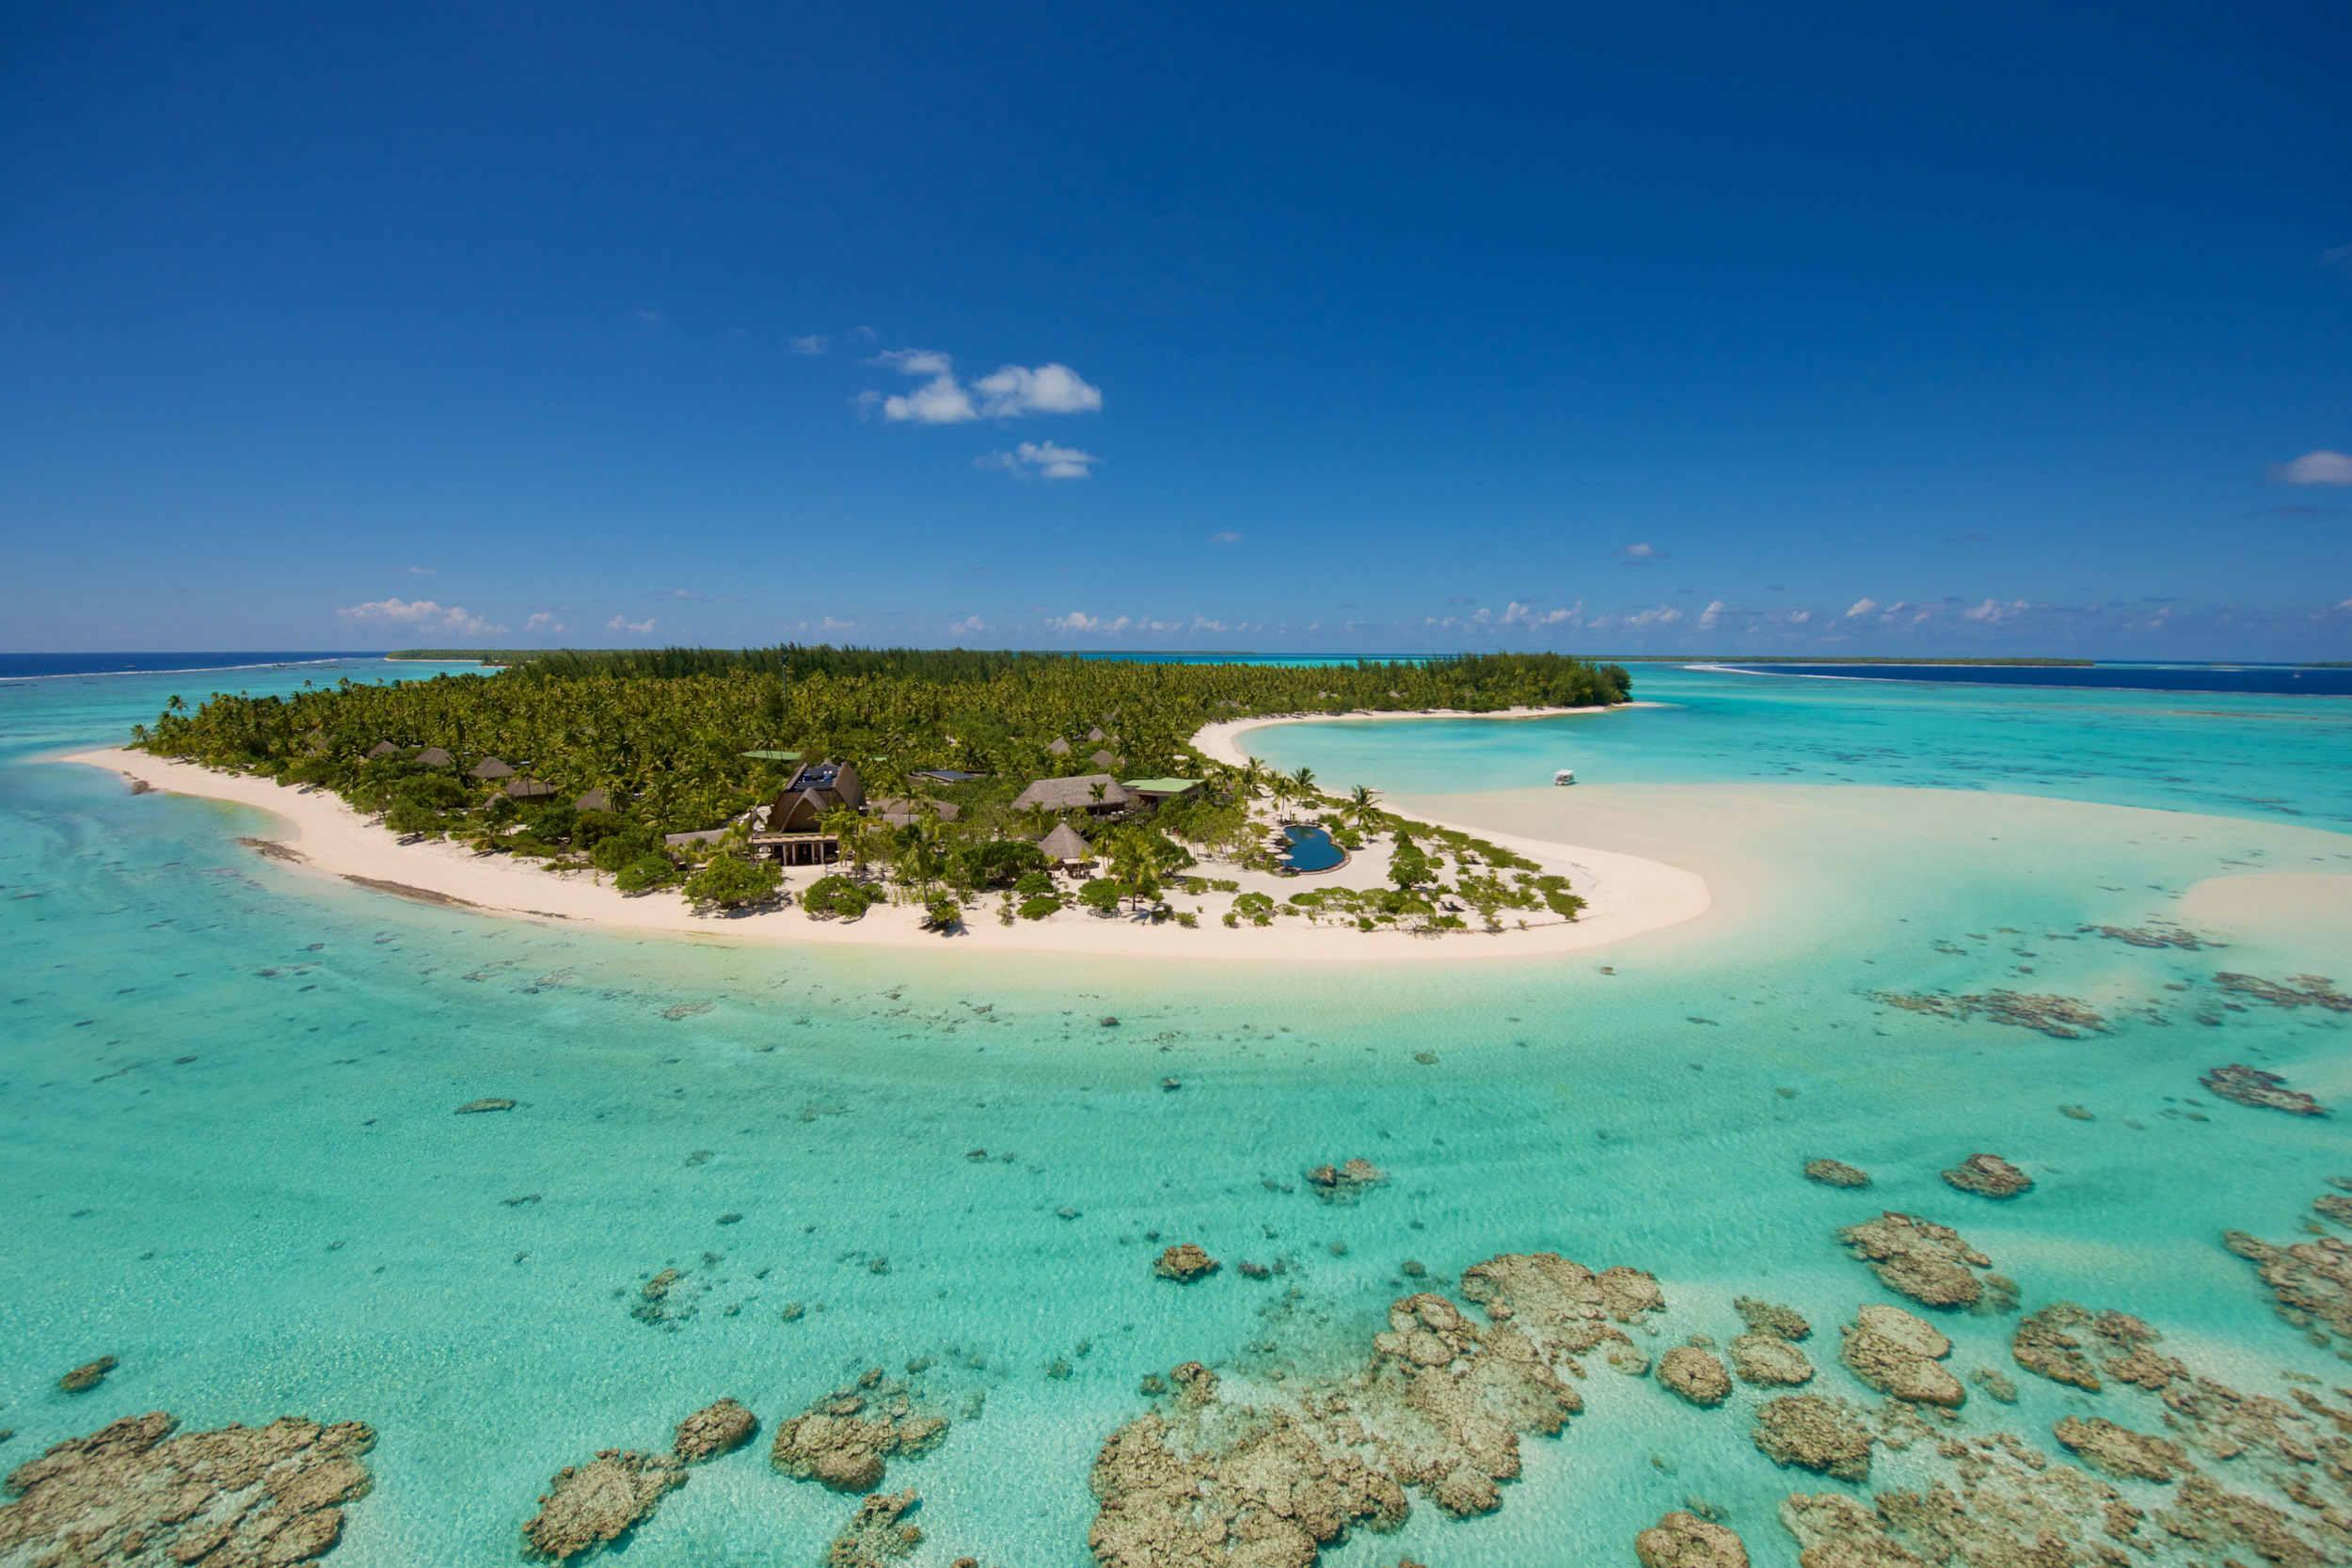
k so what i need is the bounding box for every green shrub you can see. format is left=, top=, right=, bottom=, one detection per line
left=1018, top=895, right=1062, bottom=921
left=384, top=799, right=443, bottom=838
left=923, top=897, right=961, bottom=932
left=1077, top=878, right=1122, bottom=914
left=1013, top=870, right=1056, bottom=897
left=615, top=853, right=677, bottom=894
left=683, top=850, right=781, bottom=911
left=1232, top=892, right=1274, bottom=916
left=802, top=875, right=879, bottom=920
left=570, top=808, right=630, bottom=848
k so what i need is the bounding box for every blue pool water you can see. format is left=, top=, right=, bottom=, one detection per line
left=4, top=660, right=2350, bottom=1565
left=1280, top=824, right=1347, bottom=872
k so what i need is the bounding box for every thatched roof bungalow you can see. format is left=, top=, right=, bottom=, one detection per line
left=505, top=778, right=560, bottom=804
left=1038, top=822, right=1092, bottom=866
left=868, top=797, right=961, bottom=826
left=1045, top=737, right=1073, bottom=756
left=573, top=786, right=612, bottom=813
left=469, top=756, right=516, bottom=781
left=413, top=747, right=453, bottom=768
left=766, top=760, right=865, bottom=832
left=1010, top=774, right=1133, bottom=816
left=366, top=741, right=404, bottom=759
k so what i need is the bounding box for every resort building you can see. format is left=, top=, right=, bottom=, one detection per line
left=766, top=760, right=865, bottom=832
left=413, top=747, right=453, bottom=768
left=1010, top=773, right=1133, bottom=816
left=504, top=778, right=560, bottom=805
left=469, top=756, right=516, bottom=782
left=867, top=797, right=961, bottom=827
left=1121, top=777, right=1202, bottom=808
left=572, top=786, right=612, bottom=812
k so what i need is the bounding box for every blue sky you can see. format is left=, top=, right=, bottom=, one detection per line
left=3, top=3, right=2348, bottom=657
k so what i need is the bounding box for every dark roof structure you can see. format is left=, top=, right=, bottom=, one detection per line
left=766, top=760, right=866, bottom=833
left=505, top=778, right=560, bottom=802
left=909, top=768, right=986, bottom=784
left=1089, top=748, right=1117, bottom=769
left=469, top=757, right=516, bottom=780
left=366, top=741, right=404, bottom=759
left=1044, top=737, right=1072, bottom=755
left=413, top=747, right=453, bottom=768
left=573, top=786, right=612, bottom=813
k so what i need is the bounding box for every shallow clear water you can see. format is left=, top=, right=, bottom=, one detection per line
left=4, top=663, right=2349, bottom=1565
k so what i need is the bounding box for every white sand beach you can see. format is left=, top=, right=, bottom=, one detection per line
left=60, top=745, right=1710, bottom=964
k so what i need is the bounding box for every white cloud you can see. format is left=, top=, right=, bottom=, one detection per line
left=526, top=612, right=565, bottom=634
left=1613, top=543, right=1666, bottom=563
left=1623, top=606, right=1684, bottom=627
left=1789, top=609, right=1810, bottom=624
left=1844, top=597, right=1880, bottom=617
left=866, top=349, right=1102, bottom=430
left=787, top=334, right=831, bottom=356
left=405, top=565, right=435, bottom=575
left=1210, top=531, right=1243, bottom=543
left=1497, top=600, right=1579, bottom=626
left=1046, top=610, right=1131, bottom=633
left=337, top=598, right=504, bottom=637
left=2273, top=450, right=2352, bottom=485
left=1698, top=599, right=1727, bottom=628
left=977, top=441, right=1099, bottom=479
left=946, top=614, right=989, bottom=635
left=973, top=363, right=1103, bottom=417
left=884, top=374, right=977, bottom=424
left=1192, top=615, right=1230, bottom=631
left=605, top=615, right=656, bottom=635
left=1963, top=599, right=2031, bottom=623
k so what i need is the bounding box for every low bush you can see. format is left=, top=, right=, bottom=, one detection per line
left=683, top=851, right=781, bottom=911
left=1018, top=895, right=1062, bottom=921
left=615, top=853, right=677, bottom=894
left=803, top=875, right=879, bottom=921
left=1077, top=878, right=1122, bottom=914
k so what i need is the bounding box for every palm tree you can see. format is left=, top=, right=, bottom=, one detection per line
left=1290, top=765, right=1316, bottom=799
left=1343, top=784, right=1381, bottom=831
left=1236, top=759, right=1266, bottom=800
left=820, top=804, right=866, bottom=877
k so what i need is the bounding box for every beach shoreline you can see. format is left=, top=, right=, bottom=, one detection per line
left=56, top=744, right=1710, bottom=963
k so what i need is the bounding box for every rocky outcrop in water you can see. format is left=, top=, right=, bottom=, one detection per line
left=2052, top=1415, right=2190, bottom=1482
left=2010, top=1302, right=2106, bottom=1391
left=2201, top=1064, right=2328, bottom=1116
left=674, top=1398, right=756, bottom=1463
left=1635, top=1511, right=1750, bottom=1568
left=1940, top=1153, right=2033, bottom=1198
left=1839, top=1305, right=1964, bottom=1407
left=1803, top=1159, right=1869, bottom=1189
left=0, top=1412, right=374, bottom=1567
left=1089, top=1397, right=1409, bottom=1566
left=827, top=1488, right=923, bottom=1568
left=454, top=1097, right=516, bottom=1113
left=2225, top=1227, right=2352, bottom=1346
left=57, top=1355, right=117, bottom=1392
left=2212, top=972, right=2351, bottom=1013
left=1751, top=1395, right=1875, bottom=1481
left=1154, top=1243, right=1219, bottom=1282
left=1658, top=1347, right=1732, bottom=1407
left=1088, top=1250, right=1667, bottom=1562
left=1870, top=988, right=2106, bottom=1037
left=771, top=1380, right=948, bottom=1493
left=1734, top=1298, right=1811, bottom=1340
left=1837, top=1212, right=2002, bottom=1308
left=1779, top=1434, right=2150, bottom=1568
left=1306, top=1159, right=1388, bottom=1202
left=524, top=1449, right=685, bottom=1560
left=1730, top=1335, right=1815, bottom=1387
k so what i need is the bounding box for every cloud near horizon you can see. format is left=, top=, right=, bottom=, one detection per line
left=337, top=597, right=503, bottom=637
left=2272, top=450, right=2352, bottom=484
left=1613, top=543, right=1666, bottom=564
left=605, top=614, right=656, bottom=635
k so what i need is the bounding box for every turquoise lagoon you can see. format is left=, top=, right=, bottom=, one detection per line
left=3, top=662, right=2350, bottom=1565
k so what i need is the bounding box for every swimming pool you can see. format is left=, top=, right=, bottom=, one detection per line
left=1280, top=823, right=1346, bottom=872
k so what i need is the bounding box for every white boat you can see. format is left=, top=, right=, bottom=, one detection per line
left=1553, top=768, right=1577, bottom=785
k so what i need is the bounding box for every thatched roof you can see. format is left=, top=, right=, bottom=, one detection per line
left=573, top=786, right=612, bottom=813
left=1087, top=726, right=1106, bottom=742
left=469, top=756, right=516, bottom=780
left=413, top=747, right=453, bottom=768
left=1038, top=823, right=1092, bottom=862
left=868, top=797, right=961, bottom=826
left=1044, top=737, right=1072, bottom=755
left=1089, top=749, right=1117, bottom=769
left=366, top=741, right=403, bottom=759
left=505, top=778, right=560, bottom=802
left=1010, top=774, right=1133, bottom=813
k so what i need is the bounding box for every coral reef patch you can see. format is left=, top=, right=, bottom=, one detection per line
left=771, top=1378, right=949, bottom=1492
left=1837, top=1212, right=2004, bottom=1309
left=0, top=1411, right=374, bottom=1567
left=1804, top=1159, right=1871, bottom=1189
left=1635, top=1510, right=1750, bottom=1568
left=674, top=1398, right=757, bottom=1464
left=1839, top=1305, right=1964, bottom=1407
left=1870, top=989, right=2106, bottom=1037
left=523, top=1449, right=685, bottom=1560
left=827, top=1488, right=924, bottom=1568
left=1941, top=1152, right=2034, bottom=1198
left=2201, top=1064, right=2328, bottom=1116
